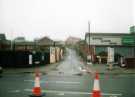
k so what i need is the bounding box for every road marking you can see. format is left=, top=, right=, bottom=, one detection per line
left=53, top=81, right=80, bottom=84
left=24, top=89, right=122, bottom=96
left=109, top=96, right=118, bottom=97
left=57, top=92, right=65, bottom=96
left=9, top=90, right=21, bottom=93
left=24, top=80, right=80, bottom=84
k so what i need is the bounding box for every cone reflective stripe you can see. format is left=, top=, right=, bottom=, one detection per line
left=93, top=72, right=100, bottom=91
left=32, top=74, right=41, bottom=96
left=30, top=70, right=43, bottom=97
left=91, top=72, right=101, bottom=97
left=34, top=74, right=40, bottom=88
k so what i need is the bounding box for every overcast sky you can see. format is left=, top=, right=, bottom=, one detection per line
left=0, top=0, right=134, bottom=41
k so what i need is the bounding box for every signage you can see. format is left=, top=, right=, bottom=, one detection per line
left=107, top=47, right=114, bottom=63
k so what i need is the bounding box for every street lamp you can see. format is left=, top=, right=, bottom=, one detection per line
left=88, top=21, right=90, bottom=54
left=87, top=21, right=92, bottom=65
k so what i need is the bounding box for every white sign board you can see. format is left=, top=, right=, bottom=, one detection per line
left=50, top=47, right=56, bottom=63
left=87, top=55, right=91, bottom=60
left=29, top=54, right=33, bottom=65
left=107, top=47, right=114, bottom=63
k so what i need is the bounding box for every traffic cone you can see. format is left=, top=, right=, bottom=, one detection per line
left=91, top=72, right=101, bottom=97
left=30, top=69, right=44, bottom=97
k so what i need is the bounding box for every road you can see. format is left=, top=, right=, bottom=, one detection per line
left=0, top=48, right=134, bottom=97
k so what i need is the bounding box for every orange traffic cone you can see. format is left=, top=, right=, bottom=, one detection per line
left=91, top=72, right=101, bottom=97
left=30, top=69, right=44, bottom=97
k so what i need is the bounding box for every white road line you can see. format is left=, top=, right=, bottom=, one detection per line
left=24, top=80, right=80, bottom=84
left=54, top=81, right=80, bottom=84
left=9, top=90, right=21, bottom=93
left=24, top=80, right=33, bottom=82
left=57, top=92, right=65, bottom=96
left=24, top=89, right=122, bottom=96
left=24, top=80, right=44, bottom=83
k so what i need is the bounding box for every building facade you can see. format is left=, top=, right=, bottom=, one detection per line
left=85, top=32, right=135, bottom=63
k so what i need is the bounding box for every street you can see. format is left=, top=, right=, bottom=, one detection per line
left=0, top=48, right=134, bottom=97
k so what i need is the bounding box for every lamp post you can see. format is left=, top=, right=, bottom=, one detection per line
left=88, top=21, right=90, bottom=55
left=87, top=21, right=92, bottom=65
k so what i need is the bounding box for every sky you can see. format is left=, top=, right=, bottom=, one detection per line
left=0, top=0, right=134, bottom=41
left=133, top=0, right=135, bottom=23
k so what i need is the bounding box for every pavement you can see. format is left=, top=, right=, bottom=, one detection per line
left=3, top=63, right=59, bottom=74
left=86, top=64, right=135, bottom=74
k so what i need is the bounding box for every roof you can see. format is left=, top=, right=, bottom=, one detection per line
left=14, top=37, right=25, bottom=42
left=14, top=41, right=35, bottom=45
left=85, top=32, right=135, bottom=37
left=55, top=41, right=65, bottom=46
left=66, top=36, right=81, bottom=44
left=37, top=36, right=54, bottom=46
